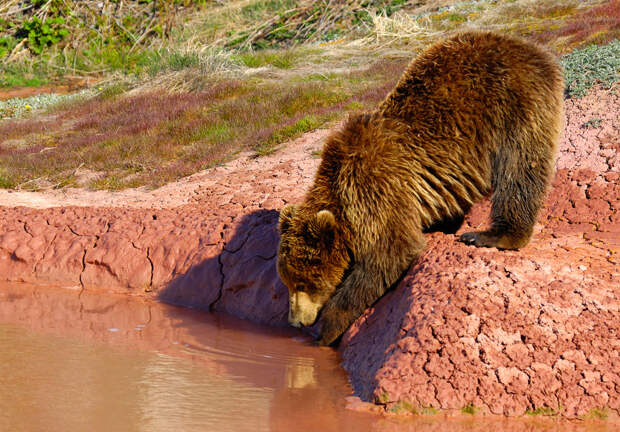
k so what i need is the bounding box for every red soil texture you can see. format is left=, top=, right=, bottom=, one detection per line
left=0, top=87, right=618, bottom=420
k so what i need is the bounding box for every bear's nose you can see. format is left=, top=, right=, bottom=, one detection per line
left=289, top=320, right=302, bottom=328
left=288, top=307, right=302, bottom=328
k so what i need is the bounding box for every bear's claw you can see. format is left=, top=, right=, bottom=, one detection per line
left=458, top=231, right=498, bottom=248
left=459, top=232, right=478, bottom=244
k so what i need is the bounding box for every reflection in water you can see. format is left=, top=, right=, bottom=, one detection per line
left=0, top=283, right=613, bottom=432
left=0, top=324, right=271, bottom=432
left=285, top=363, right=316, bottom=389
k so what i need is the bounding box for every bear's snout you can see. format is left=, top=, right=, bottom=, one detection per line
left=288, top=291, right=322, bottom=327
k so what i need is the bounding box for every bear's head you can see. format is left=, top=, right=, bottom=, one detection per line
left=277, top=204, right=350, bottom=328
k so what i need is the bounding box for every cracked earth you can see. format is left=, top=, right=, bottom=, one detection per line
left=0, top=87, right=618, bottom=420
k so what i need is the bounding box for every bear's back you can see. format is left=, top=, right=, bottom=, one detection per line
left=378, top=31, right=564, bottom=149
left=314, top=32, right=563, bottom=234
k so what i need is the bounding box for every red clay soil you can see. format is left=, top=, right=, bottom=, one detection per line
left=0, top=87, right=618, bottom=420
left=0, top=79, right=94, bottom=101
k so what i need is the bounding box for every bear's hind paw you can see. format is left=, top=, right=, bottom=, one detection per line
left=459, top=231, right=490, bottom=247
left=458, top=230, right=529, bottom=250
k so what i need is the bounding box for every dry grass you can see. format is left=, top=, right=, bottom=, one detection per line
left=530, top=0, right=620, bottom=52
left=358, top=0, right=612, bottom=53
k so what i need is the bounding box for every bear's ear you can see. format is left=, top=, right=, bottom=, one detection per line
left=312, top=210, right=336, bottom=249
left=279, top=204, right=297, bottom=234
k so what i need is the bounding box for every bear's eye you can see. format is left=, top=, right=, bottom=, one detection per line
left=306, top=258, right=321, bottom=266
left=296, top=283, right=306, bottom=292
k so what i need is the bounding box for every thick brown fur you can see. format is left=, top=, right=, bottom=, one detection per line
left=277, top=31, right=564, bottom=345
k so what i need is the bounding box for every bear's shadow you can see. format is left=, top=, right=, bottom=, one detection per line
left=157, top=207, right=469, bottom=342
left=157, top=209, right=292, bottom=328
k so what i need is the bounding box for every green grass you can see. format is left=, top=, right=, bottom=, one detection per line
left=234, top=49, right=302, bottom=69
left=143, top=50, right=201, bottom=76
left=190, top=122, right=234, bottom=144
left=1, top=0, right=616, bottom=87
left=256, top=114, right=333, bottom=155
left=1, top=73, right=47, bottom=88
left=0, top=60, right=50, bottom=88
left=97, top=83, right=129, bottom=100
left=0, top=173, right=16, bottom=189
left=241, top=0, right=298, bottom=20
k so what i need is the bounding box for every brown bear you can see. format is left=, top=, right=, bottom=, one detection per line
left=277, top=31, right=564, bottom=345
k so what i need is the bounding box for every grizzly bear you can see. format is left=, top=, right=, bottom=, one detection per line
left=277, top=31, right=564, bottom=345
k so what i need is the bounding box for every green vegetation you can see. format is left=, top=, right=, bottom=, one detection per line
left=2, top=0, right=617, bottom=85
left=525, top=406, right=558, bottom=416
left=16, top=16, right=68, bottom=55
left=461, top=403, right=479, bottom=415
left=389, top=400, right=416, bottom=414
left=377, top=392, right=390, bottom=404
left=224, top=0, right=410, bottom=50
left=256, top=114, right=334, bottom=156
left=584, top=407, right=609, bottom=420
left=0, top=173, right=16, bottom=189
left=419, top=405, right=438, bottom=416
left=561, top=39, right=620, bottom=98
left=582, top=117, right=603, bottom=128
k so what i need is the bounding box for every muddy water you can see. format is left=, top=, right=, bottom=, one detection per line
left=0, top=283, right=610, bottom=432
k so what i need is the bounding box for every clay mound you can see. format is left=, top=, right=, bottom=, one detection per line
left=0, top=88, right=618, bottom=419
left=339, top=88, right=619, bottom=418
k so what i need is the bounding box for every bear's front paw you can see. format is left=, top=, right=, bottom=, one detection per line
left=317, top=306, right=349, bottom=346
left=317, top=330, right=338, bottom=346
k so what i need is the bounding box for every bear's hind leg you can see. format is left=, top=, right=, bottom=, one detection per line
left=424, top=213, right=465, bottom=235
left=460, top=137, right=556, bottom=250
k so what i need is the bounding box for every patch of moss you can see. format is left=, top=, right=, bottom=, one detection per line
left=525, top=406, right=557, bottom=416
left=377, top=392, right=390, bottom=404
left=390, top=400, right=417, bottom=414
left=420, top=405, right=438, bottom=416
left=584, top=407, right=609, bottom=420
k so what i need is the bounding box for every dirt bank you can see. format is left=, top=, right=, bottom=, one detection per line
left=0, top=87, right=618, bottom=420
